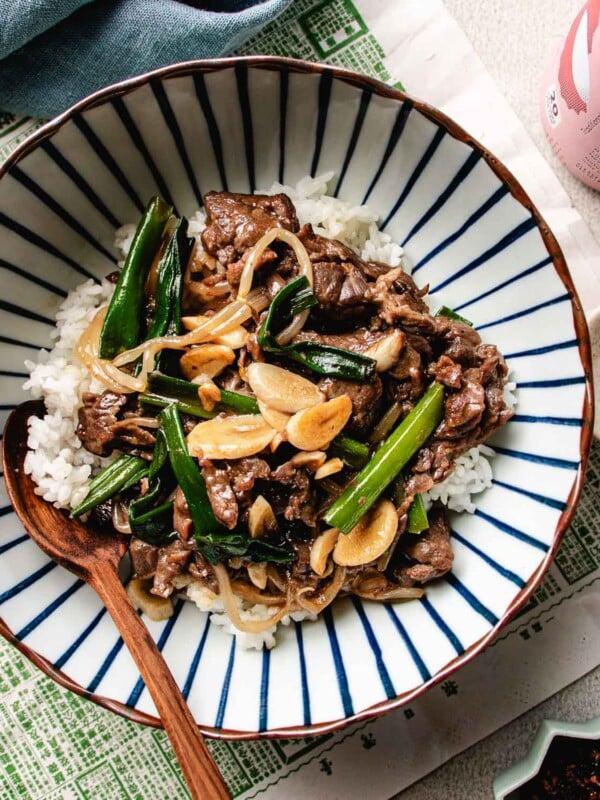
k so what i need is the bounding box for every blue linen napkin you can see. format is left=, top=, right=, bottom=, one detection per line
left=0, top=0, right=292, bottom=119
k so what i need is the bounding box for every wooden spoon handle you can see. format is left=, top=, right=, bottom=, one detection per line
left=89, top=562, right=230, bottom=800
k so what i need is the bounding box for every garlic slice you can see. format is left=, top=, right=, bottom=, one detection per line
left=257, top=399, right=291, bottom=433
left=314, top=457, right=344, bottom=480
left=286, top=395, right=352, bottom=451
left=127, top=578, right=174, bottom=621
left=333, top=499, right=399, bottom=567
left=180, top=343, right=235, bottom=380
left=187, top=414, right=276, bottom=459
left=181, top=315, right=248, bottom=349
left=290, top=450, right=327, bottom=470
left=310, top=528, right=340, bottom=576
left=247, top=562, right=268, bottom=590
left=363, top=330, right=405, bottom=372
left=248, top=495, right=278, bottom=539
left=247, top=362, right=324, bottom=413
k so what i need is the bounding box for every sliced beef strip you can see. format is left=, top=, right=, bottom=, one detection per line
left=130, top=538, right=159, bottom=580
left=77, top=391, right=127, bottom=456
left=429, top=354, right=463, bottom=389
left=201, top=191, right=299, bottom=266
left=286, top=539, right=320, bottom=596
left=270, top=462, right=318, bottom=527
left=201, top=462, right=239, bottom=530
left=112, top=413, right=157, bottom=452
left=188, top=552, right=218, bottom=592
left=394, top=506, right=453, bottom=586
left=318, top=375, right=383, bottom=436
left=366, top=267, right=435, bottom=333
left=293, top=327, right=385, bottom=352
left=77, top=391, right=157, bottom=458
left=435, top=317, right=482, bottom=365
left=438, top=373, right=486, bottom=438
left=297, top=225, right=371, bottom=318
left=151, top=538, right=194, bottom=598
left=200, top=457, right=272, bottom=529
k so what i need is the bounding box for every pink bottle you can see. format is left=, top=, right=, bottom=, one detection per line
left=541, top=0, right=600, bottom=191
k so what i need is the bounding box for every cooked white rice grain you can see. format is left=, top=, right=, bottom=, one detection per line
left=23, top=278, right=116, bottom=509
left=186, top=581, right=316, bottom=650
left=267, top=172, right=404, bottom=267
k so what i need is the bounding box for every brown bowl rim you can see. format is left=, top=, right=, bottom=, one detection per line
left=0, top=54, right=594, bottom=740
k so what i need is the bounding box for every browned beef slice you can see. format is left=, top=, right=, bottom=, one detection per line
left=435, top=317, right=482, bottom=365
left=318, top=375, right=382, bottom=436
left=293, top=327, right=385, bottom=352
left=270, top=462, right=317, bottom=527
left=200, top=457, right=272, bottom=529
left=188, top=552, right=218, bottom=592
left=396, top=506, right=453, bottom=585
left=201, top=462, right=239, bottom=530
left=367, top=267, right=435, bottom=333
left=286, top=539, right=320, bottom=595
left=113, top=413, right=157, bottom=452
left=130, top=538, right=159, bottom=580
left=76, top=392, right=157, bottom=458
left=77, top=391, right=127, bottom=456
left=429, top=354, right=463, bottom=389
left=440, top=374, right=486, bottom=437
left=295, top=225, right=371, bottom=316
left=173, top=487, right=193, bottom=540
left=151, top=539, right=194, bottom=598
left=201, top=191, right=299, bottom=265
left=227, top=458, right=271, bottom=504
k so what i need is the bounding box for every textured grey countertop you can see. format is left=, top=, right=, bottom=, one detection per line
left=395, top=1, right=600, bottom=797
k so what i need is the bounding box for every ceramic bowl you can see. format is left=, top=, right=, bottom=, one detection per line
left=0, top=56, right=592, bottom=738
left=493, top=716, right=600, bottom=798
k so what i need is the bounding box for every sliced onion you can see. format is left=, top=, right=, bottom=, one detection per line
left=75, top=307, right=145, bottom=394
left=238, top=227, right=313, bottom=300
left=351, top=585, right=424, bottom=601
left=230, top=580, right=285, bottom=606
left=368, top=401, right=402, bottom=444
left=238, top=227, right=313, bottom=345
left=213, top=564, right=289, bottom=633
left=110, top=288, right=269, bottom=390
left=112, top=500, right=131, bottom=534
left=295, top=566, right=346, bottom=615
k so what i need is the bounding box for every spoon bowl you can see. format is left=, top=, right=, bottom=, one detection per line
left=2, top=400, right=230, bottom=800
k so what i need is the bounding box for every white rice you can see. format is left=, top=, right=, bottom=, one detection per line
left=22, top=173, right=515, bottom=649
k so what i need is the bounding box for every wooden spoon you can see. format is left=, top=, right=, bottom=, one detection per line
left=2, top=400, right=230, bottom=800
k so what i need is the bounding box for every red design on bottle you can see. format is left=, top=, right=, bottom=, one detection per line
left=558, top=0, right=600, bottom=113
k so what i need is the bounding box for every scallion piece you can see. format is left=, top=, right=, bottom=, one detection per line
left=72, top=455, right=147, bottom=517
left=160, top=403, right=219, bottom=545
left=257, top=276, right=377, bottom=381
left=329, top=435, right=370, bottom=469
left=147, top=372, right=259, bottom=415
left=99, top=196, right=172, bottom=358
left=323, top=382, right=445, bottom=534
left=407, top=493, right=428, bottom=533
left=435, top=306, right=473, bottom=327
left=139, top=393, right=215, bottom=419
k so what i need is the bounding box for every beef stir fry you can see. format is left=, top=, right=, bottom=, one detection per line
left=72, top=192, right=513, bottom=631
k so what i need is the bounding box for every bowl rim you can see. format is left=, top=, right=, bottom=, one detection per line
left=0, top=54, right=594, bottom=740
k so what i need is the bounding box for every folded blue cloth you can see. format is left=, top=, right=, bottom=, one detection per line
left=0, top=0, right=292, bottom=118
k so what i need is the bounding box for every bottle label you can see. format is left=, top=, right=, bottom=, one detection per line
left=544, top=85, right=562, bottom=128
left=540, top=0, right=600, bottom=190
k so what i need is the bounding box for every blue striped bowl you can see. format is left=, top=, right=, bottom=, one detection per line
left=0, top=57, right=592, bottom=738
